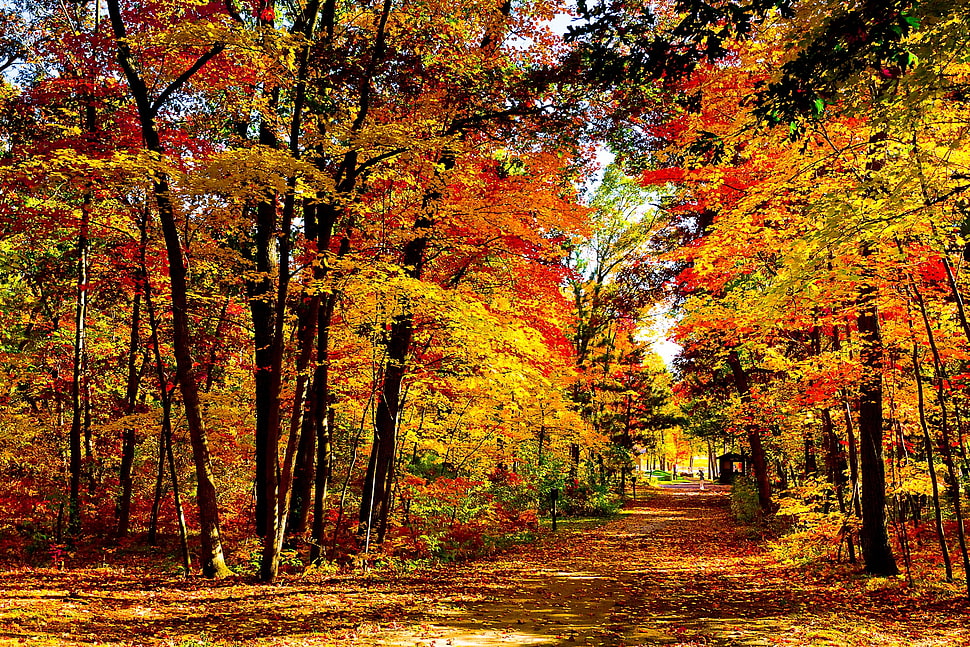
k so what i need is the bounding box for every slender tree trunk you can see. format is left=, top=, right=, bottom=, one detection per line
left=107, top=0, right=230, bottom=576
left=308, top=216, right=349, bottom=563
left=357, top=143, right=450, bottom=543
left=309, top=290, right=339, bottom=562
left=569, top=443, right=580, bottom=481
left=67, top=199, right=89, bottom=539
left=707, top=440, right=715, bottom=479
left=359, top=212, right=431, bottom=541
left=939, top=248, right=970, bottom=347
left=117, top=208, right=147, bottom=538
left=286, top=295, right=321, bottom=537
left=165, top=408, right=191, bottom=575
left=147, top=423, right=166, bottom=545
left=840, top=397, right=863, bottom=518
left=912, top=347, right=953, bottom=582
left=832, top=325, right=863, bottom=520
left=537, top=424, right=546, bottom=467
left=153, top=184, right=229, bottom=577
left=725, top=349, right=771, bottom=511
left=68, top=83, right=100, bottom=538
left=253, top=0, right=330, bottom=579
left=804, top=434, right=818, bottom=476
left=908, top=277, right=970, bottom=594
left=856, top=243, right=898, bottom=576
left=360, top=305, right=415, bottom=542
left=247, top=186, right=281, bottom=543
left=822, top=408, right=855, bottom=562
left=143, top=266, right=191, bottom=572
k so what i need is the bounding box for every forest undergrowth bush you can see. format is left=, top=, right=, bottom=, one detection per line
left=558, top=479, right=623, bottom=517
left=373, top=467, right=621, bottom=566
left=768, top=477, right=858, bottom=566
left=729, top=476, right=797, bottom=543
left=729, top=476, right=761, bottom=524
left=385, top=469, right=540, bottom=563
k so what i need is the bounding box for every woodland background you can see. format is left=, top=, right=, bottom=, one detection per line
left=1, top=0, right=969, bottom=597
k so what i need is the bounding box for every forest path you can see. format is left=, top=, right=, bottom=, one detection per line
left=1, top=488, right=968, bottom=647
left=371, top=488, right=967, bottom=647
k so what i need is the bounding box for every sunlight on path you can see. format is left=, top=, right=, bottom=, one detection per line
left=372, top=489, right=772, bottom=647
left=1, top=489, right=966, bottom=646
left=370, top=489, right=967, bottom=647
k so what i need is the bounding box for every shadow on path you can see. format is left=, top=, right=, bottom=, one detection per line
left=373, top=489, right=969, bottom=647
left=0, top=489, right=967, bottom=646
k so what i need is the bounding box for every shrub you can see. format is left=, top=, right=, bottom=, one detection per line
left=388, top=471, right=539, bottom=562
left=770, top=476, right=850, bottom=565
left=488, top=467, right=539, bottom=512
left=730, top=476, right=761, bottom=523
left=559, top=479, right=622, bottom=517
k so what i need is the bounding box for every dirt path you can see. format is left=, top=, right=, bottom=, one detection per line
left=371, top=488, right=969, bottom=647
left=1, top=488, right=968, bottom=647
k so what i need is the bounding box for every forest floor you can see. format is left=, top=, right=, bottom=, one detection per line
left=1, top=487, right=968, bottom=647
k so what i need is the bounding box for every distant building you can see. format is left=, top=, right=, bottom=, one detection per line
left=717, top=452, right=747, bottom=484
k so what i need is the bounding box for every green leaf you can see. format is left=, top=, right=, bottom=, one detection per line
left=812, top=97, right=824, bottom=116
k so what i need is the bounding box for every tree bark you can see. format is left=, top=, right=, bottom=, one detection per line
left=821, top=407, right=855, bottom=562
left=285, top=294, right=321, bottom=538
left=855, top=243, right=898, bottom=576
left=908, top=276, right=970, bottom=593
left=912, top=347, right=953, bottom=582
left=359, top=214, right=431, bottom=543
left=143, top=262, right=191, bottom=572
left=305, top=207, right=348, bottom=563
left=117, top=207, right=147, bottom=538
left=107, top=0, right=230, bottom=577
left=309, top=283, right=342, bottom=562
left=67, top=198, right=88, bottom=539
left=725, top=349, right=771, bottom=511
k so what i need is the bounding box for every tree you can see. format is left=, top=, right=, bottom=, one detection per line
left=105, top=0, right=231, bottom=577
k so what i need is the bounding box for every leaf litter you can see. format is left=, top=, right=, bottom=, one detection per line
left=1, top=488, right=967, bottom=647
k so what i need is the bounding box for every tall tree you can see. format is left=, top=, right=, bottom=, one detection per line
left=105, top=0, right=231, bottom=577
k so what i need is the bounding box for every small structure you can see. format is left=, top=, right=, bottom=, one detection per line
left=717, top=452, right=747, bottom=484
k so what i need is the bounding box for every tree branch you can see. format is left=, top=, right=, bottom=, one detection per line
left=151, top=42, right=226, bottom=117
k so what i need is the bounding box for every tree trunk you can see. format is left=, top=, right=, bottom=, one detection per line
left=908, top=276, right=970, bottom=594
left=307, top=214, right=348, bottom=563
left=569, top=443, right=580, bottom=481
left=247, top=186, right=281, bottom=543
left=821, top=408, right=855, bottom=562
left=107, top=0, right=230, bottom=576
left=67, top=198, right=89, bottom=539
left=309, top=289, right=340, bottom=562
left=804, top=433, right=818, bottom=477
left=286, top=295, right=321, bottom=538
left=360, top=307, right=414, bottom=544
left=359, top=213, right=431, bottom=542
left=725, top=349, right=771, bottom=511
left=856, top=244, right=898, bottom=576
left=912, top=347, right=953, bottom=582
left=143, top=266, right=191, bottom=572
left=117, top=207, right=147, bottom=538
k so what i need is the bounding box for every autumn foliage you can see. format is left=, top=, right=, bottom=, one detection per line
left=3, top=0, right=970, bottom=616
left=0, top=0, right=671, bottom=582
